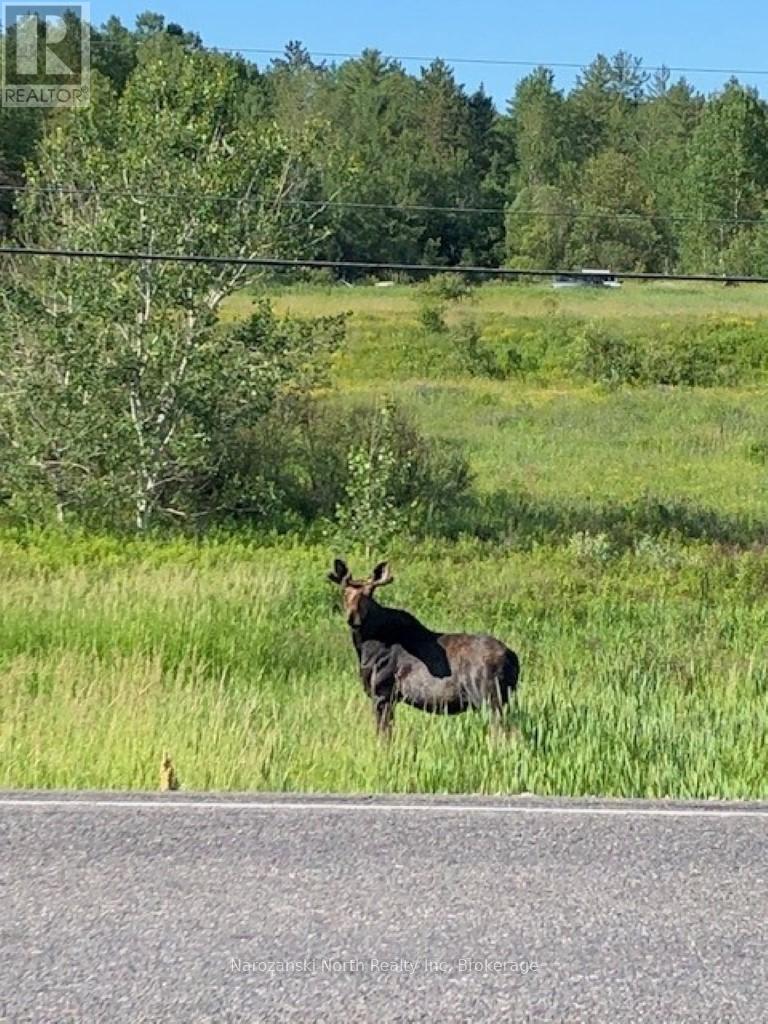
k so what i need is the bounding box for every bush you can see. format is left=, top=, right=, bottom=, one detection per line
left=332, top=401, right=410, bottom=555
left=480, top=322, right=573, bottom=379
left=571, top=317, right=768, bottom=388
left=418, top=302, right=447, bottom=333
left=450, top=319, right=505, bottom=379
left=214, top=395, right=474, bottom=537
left=572, top=325, right=643, bottom=386
left=746, top=437, right=768, bottom=464
left=416, top=275, right=476, bottom=341
left=641, top=331, right=720, bottom=387
left=418, top=273, right=475, bottom=303
left=441, top=315, right=768, bottom=389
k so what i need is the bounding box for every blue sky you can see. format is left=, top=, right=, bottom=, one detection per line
left=99, top=0, right=768, bottom=107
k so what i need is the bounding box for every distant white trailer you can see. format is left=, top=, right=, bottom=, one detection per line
left=553, top=269, right=622, bottom=289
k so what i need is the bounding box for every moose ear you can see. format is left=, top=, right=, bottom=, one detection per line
left=327, top=558, right=350, bottom=585
left=370, top=561, right=394, bottom=587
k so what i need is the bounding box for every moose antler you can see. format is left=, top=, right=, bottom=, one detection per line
left=327, top=558, right=352, bottom=585
left=369, top=561, right=394, bottom=589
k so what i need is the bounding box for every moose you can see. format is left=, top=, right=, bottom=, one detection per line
left=327, top=558, right=520, bottom=738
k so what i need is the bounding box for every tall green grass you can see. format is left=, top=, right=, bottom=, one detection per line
left=2, top=533, right=767, bottom=797
left=5, top=280, right=768, bottom=796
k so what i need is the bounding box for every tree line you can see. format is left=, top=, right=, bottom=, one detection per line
left=2, top=13, right=768, bottom=274
left=2, top=13, right=768, bottom=532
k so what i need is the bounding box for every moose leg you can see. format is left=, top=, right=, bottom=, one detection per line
left=369, top=655, right=396, bottom=741
left=488, top=682, right=519, bottom=742
left=372, top=695, right=394, bottom=740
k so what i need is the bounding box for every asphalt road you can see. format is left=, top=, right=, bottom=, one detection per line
left=1, top=792, right=767, bottom=1024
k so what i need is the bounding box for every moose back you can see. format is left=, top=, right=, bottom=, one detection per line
left=328, top=559, right=520, bottom=737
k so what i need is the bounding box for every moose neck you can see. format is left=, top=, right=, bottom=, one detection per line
left=353, top=596, right=436, bottom=648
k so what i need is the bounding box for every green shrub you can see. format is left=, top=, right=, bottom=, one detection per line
left=746, top=438, right=768, bottom=464
left=332, top=401, right=408, bottom=556
left=641, top=331, right=720, bottom=386
left=356, top=307, right=768, bottom=389
left=571, top=317, right=768, bottom=388
left=418, top=273, right=475, bottom=303
left=418, top=301, right=447, bottom=333
left=450, top=319, right=504, bottom=378
left=572, top=324, right=643, bottom=385
left=480, top=322, right=579, bottom=379
left=216, top=395, right=473, bottom=537
left=416, top=275, right=476, bottom=344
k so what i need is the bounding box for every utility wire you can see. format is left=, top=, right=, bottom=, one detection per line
left=0, top=246, right=765, bottom=284
left=1, top=183, right=763, bottom=228
left=86, top=40, right=768, bottom=78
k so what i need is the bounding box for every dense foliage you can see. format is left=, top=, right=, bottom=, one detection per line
left=2, top=14, right=768, bottom=274
left=3, top=13, right=768, bottom=533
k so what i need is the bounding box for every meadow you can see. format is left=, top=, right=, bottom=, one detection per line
left=3, top=280, right=768, bottom=797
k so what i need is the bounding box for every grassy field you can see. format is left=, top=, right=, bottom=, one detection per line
left=3, top=280, right=768, bottom=796
left=222, top=279, right=768, bottom=322
left=1, top=532, right=767, bottom=797
left=224, top=279, right=768, bottom=390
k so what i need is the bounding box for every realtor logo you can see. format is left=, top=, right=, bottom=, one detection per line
left=2, top=3, right=90, bottom=107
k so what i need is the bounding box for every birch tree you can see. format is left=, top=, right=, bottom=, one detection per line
left=0, top=35, right=345, bottom=528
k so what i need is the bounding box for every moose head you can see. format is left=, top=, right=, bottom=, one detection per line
left=327, top=558, right=394, bottom=628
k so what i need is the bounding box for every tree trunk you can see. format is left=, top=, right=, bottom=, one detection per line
left=135, top=475, right=154, bottom=531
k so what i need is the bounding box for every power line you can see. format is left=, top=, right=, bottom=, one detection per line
left=0, top=245, right=766, bottom=284
left=87, top=39, right=768, bottom=78
left=0, top=181, right=507, bottom=212
left=1, top=183, right=764, bottom=228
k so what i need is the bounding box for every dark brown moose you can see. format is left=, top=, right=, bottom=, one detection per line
left=327, top=558, right=520, bottom=738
